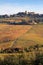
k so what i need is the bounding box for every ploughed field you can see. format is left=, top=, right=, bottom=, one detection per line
left=0, top=24, right=43, bottom=49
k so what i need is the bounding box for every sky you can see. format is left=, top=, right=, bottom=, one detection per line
left=0, top=0, right=43, bottom=15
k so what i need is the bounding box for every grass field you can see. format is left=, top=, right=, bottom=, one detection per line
left=0, top=24, right=43, bottom=49
left=0, top=24, right=32, bottom=49
left=12, top=24, right=43, bottom=48
left=18, top=24, right=43, bottom=46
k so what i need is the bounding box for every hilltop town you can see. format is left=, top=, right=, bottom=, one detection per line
left=0, top=11, right=43, bottom=25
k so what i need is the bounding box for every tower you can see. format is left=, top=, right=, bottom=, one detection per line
left=25, top=11, right=28, bottom=14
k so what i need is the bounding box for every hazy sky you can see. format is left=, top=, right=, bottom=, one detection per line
left=0, top=0, right=43, bottom=15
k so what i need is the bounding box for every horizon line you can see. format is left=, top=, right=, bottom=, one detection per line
left=0, top=11, right=43, bottom=15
